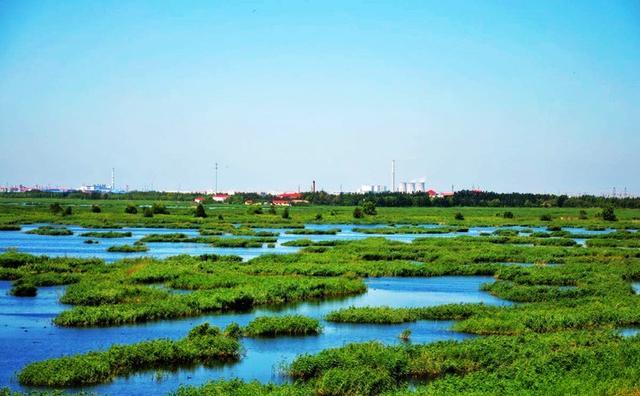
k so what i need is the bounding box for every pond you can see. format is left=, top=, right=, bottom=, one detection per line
left=0, top=224, right=613, bottom=262
left=0, top=276, right=510, bottom=394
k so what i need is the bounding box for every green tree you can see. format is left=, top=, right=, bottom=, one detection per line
left=362, top=201, right=377, bottom=215
left=601, top=207, right=617, bottom=221
left=124, top=205, right=138, bottom=214
left=194, top=204, right=207, bottom=218
left=503, top=211, right=514, bottom=219
left=315, top=213, right=323, bottom=221
left=282, top=207, right=290, bottom=219
left=49, top=203, right=63, bottom=215
left=91, top=205, right=101, bottom=213
left=151, top=203, right=169, bottom=215
left=353, top=207, right=364, bottom=219
left=268, top=205, right=277, bottom=215
left=143, top=207, right=154, bottom=218
left=454, top=212, right=464, bottom=220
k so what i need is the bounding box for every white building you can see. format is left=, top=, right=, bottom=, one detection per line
left=359, top=184, right=388, bottom=193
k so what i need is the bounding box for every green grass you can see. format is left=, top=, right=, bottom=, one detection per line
left=1, top=200, right=640, bottom=394
left=243, top=315, right=322, bottom=337
left=285, top=228, right=341, bottom=235
left=18, top=323, right=240, bottom=387
left=25, top=226, right=73, bottom=236
left=106, top=243, right=149, bottom=253
left=79, top=231, right=132, bottom=238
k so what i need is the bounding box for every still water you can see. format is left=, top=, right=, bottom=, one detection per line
left=0, top=224, right=612, bottom=262
left=0, top=223, right=606, bottom=394
left=0, top=276, right=510, bottom=394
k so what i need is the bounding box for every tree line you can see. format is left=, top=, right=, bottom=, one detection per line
left=2, top=189, right=639, bottom=208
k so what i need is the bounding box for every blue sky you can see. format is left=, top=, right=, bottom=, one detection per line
left=0, top=0, right=638, bottom=194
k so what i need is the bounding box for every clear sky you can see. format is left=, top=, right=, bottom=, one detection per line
left=0, top=0, right=638, bottom=194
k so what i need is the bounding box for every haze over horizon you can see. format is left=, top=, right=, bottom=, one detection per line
left=0, top=1, right=638, bottom=195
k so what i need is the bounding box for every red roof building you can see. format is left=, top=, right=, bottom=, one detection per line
left=277, top=192, right=303, bottom=200
left=426, top=189, right=437, bottom=197
left=194, top=196, right=206, bottom=204
left=212, top=193, right=230, bottom=202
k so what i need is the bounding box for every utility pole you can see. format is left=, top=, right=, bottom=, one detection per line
left=214, top=163, right=219, bottom=194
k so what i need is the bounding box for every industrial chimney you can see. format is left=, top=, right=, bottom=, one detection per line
left=312, top=180, right=316, bottom=193
left=391, top=160, right=396, bottom=193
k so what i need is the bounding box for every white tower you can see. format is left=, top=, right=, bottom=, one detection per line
left=111, top=168, right=115, bottom=191
left=391, top=160, right=396, bottom=193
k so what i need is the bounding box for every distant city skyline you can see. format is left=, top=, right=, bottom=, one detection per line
left=1, top=1, right=638, bottom=194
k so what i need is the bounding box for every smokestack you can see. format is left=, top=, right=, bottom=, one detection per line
left=391, top=160, right=395, bottom=192
left=111, top=168, right=115, bottom=191
left=312, top=180, right=316, bottom=193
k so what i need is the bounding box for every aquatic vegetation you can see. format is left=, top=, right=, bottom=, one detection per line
left=353, top=226, right=465, bottom=235
left=243, top=315, right=321, bottom=337
left=51, top=258, right=367, bottom=326
left=18, top=323, right=240, bottom=386
left=285, top=228, right=341, bottom=235
left=0, top=224, right=20, bottom=231
left=107, top=243, right=149, bottom=253
left=79, top=231, right=132, bottom=238
left=326, top=304, right=496, bottom=324
left=9, top=281, right=37, bottom=297
left=2, top=200, right=640, bottom=394
left=25, top=226, right=73, bottom=236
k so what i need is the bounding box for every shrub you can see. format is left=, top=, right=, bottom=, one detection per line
left=124, top=205, right=138, bottom=214
left=0, top=224, right=21, bottom=231
left=63, top=206, right=73, bottom=216
left=503, top=211, right=514, bottom=219
left=268, top=206, right=277, bottom=215
left=194, top=204, right=207, bottom=218
left=353, top=207, right=364, bottom=219
left=282, top=207, right=290, bottom=219
left=540, top=214, right=552, bottom=221
left=601, top=207, right=617, bottom=221
left=91, top=205, right=101, bottom=213
left=579, top=210, right=588, bottom=220
left=362, top=201, right=377, bottom=216
left=315, top=213, right=323, bottom=221
left=151, top=203, right=169, bottom=215
left=49, top=202, right=63, bottom=215
left=455, top=212, right=464, bottom=220
left=143, top=207, right=154, bottom=218
left=248, top=206, right=263, bottom=215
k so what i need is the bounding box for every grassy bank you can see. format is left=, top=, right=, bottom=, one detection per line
left=18, top=323, right=240, bottom=387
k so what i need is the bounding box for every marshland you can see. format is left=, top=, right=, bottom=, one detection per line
left=0, top=197, right=639, bottom=394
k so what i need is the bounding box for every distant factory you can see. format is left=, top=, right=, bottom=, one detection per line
left=358, top=184, right=388, bottom=193
left=79, top=168, right=125, bottom=193
left=357, top=160, right=455, bottom=197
